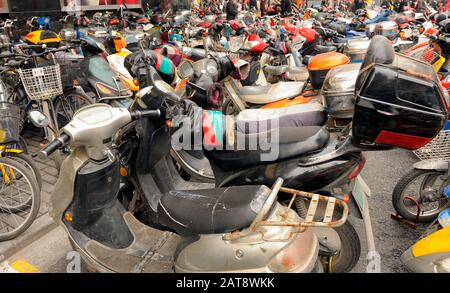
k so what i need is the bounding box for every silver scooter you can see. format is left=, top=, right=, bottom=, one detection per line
left=34, top=98, right=348, bottom=273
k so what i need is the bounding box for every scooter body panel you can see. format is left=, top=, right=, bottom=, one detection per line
left=401, top=226, right=450, bottom=273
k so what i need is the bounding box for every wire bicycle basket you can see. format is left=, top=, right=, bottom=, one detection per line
left=0, top=101, right=20, bottom=144
left=18, top=62, right=63, bottom=101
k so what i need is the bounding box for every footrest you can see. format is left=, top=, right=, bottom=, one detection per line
left=85, top=212, right=180, bottom=273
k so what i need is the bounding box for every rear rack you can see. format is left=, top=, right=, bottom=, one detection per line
left=224, top=178, right=349, bottom=241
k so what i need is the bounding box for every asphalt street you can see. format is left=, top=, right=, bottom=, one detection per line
left=6, top=149, right=426, bottom=273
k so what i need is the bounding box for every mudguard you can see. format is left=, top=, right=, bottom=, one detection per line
left=413, top=159, right=449, bottom=171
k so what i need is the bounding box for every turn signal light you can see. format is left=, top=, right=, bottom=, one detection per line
left=64, top=212, right=73, bottom=222
left=166, top=120, right=173, bottom=128
left=120, top=166, right=128, bottom=177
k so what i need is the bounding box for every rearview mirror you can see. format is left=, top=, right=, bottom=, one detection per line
left=28, top=110, right=49, bottom=128
left=137, top=86, right=153, bottom=99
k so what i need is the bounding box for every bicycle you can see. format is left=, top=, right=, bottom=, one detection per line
left=0, top=43, right=93, bottom=171
left=0, top=156, right=40, bottom=241
left=0, top=100, right=40, bottom=241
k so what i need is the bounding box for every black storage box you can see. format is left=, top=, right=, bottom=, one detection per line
left=353, top=36, right=449, bottom=150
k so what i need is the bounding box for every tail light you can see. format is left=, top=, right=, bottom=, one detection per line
left=268, top=233, right=317, bottom=272
left=374, top=130, right=432, bottom=150
left=348, top=154, right=366, bottom=181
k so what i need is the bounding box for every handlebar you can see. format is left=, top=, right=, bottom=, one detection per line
left=35, top=109, right=161, bottom=159
left=35, top=133, right=70, bottom=160
left=0, top=44, right=76, bottom=60
left=130, top=109, right=161, bottom=120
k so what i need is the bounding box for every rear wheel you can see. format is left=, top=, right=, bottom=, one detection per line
left=328, top=221, right=361, bottom=273
left=295, top=198, right=361, bottom=273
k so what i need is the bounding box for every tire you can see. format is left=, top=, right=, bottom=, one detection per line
left=0, top=157, right=40, bottom=241
left=392, top=168, right=449, bottom=222
left=4, top=152, right=42, bottom=189
left=295, top=198, right=361, bottom=273
left=54, top=89, right=93, bottom=128
left=329, top=221, right=361, bottom=273
left=222, top=98, right=241, bottom=115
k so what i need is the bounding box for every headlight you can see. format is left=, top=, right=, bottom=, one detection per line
left=205, top=60, right=218, bottom=77
left=229, top=36, right=245, bottom=53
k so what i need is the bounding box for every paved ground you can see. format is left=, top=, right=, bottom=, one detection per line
left=0, top=134, right=429, bottom=273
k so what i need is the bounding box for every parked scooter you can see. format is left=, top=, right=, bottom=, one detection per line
left=155, top=36, right=447, bottom=272
left=37, top=102, right=348, bottom=273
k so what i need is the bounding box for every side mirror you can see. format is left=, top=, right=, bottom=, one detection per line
left=137, top=86, right=153, bottom=99
left=28, top=110, right=49, bottom=128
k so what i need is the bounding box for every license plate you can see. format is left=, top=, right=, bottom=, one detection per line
left=32, top=67, right=45, bottom=77
left=352, top=175, right=371, bottom=211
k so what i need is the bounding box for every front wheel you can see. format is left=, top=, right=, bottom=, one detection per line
left=392, top=168, right=449, bottom=222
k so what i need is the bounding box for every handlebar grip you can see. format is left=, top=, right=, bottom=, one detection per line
left=18, top=44, right=44, bottom=50
left=36, top=133, right=70, bottom=160
left=130, top=109, right=161, bottom=120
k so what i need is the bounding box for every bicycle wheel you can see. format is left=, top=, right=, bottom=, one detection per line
left=4, top=152, right=42, bottom=189
left=0, top=157, right=40, bottom=241
left=54, top=89, right=93, bottom=128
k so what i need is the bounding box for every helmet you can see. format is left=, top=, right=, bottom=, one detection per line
left=356, top=9, right=366, bottom=17
left=435, top=13, right=448, bottom=25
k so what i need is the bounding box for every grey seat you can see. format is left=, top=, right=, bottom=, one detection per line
left=238, top=81, right=305, bottom=104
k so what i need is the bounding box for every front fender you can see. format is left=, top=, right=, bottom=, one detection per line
left=413, top=159, right=449, bottom=172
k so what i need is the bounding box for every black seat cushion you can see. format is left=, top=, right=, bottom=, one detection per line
left=157, top=185, right=271, bottom=234
left=315, top=45, right=337, bottom=53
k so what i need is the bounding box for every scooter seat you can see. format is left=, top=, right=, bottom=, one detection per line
left=157, top=185, right=271, bottom=234
left=204, top=103, right=330, bottom=170
left=238, top=81, right=305, bottom=104
left=315, top=45, right=337, bottom=53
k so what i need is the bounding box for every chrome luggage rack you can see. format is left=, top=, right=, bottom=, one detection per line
left=224, top=178, right=349, bottom=241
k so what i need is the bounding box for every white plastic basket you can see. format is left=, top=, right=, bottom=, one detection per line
left=18, top=65, right=63, bottom=100
left=413, top=130, right=450, bottom=160
left=407, top=46, right=440, bottom=65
